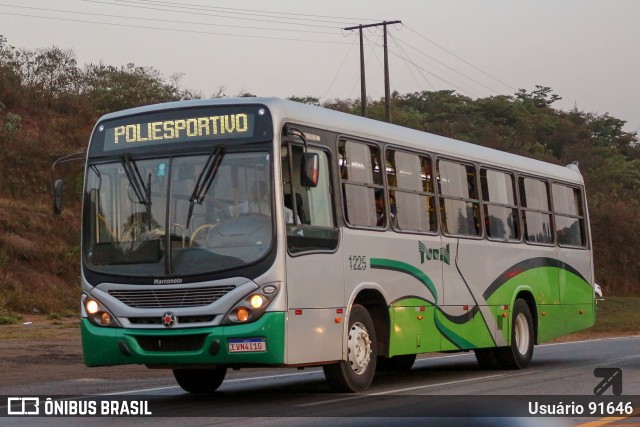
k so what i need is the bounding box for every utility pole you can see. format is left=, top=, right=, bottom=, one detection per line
left=344, top=20, right=401, bottom=122
left=358, top=26, right=367, bottom=118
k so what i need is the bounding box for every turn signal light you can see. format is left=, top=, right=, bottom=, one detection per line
left=101, top=312, right=112, bottom=325
left=237, top=308, right=249, bottom=322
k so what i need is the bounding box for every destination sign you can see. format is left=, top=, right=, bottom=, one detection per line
left=99, top=110, right=259, bottom=152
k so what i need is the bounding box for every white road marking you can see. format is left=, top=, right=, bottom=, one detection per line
left=91, top=335, right=640, bottom=397
left=298, top=370, right=538, bottom=407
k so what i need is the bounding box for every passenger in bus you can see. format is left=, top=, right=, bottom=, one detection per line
left=375, top=190, right=386, bottom=226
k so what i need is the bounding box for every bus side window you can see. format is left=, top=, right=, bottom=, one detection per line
left=339, top=140, right=384, bottom=228
left=480, top=168, right=520, bottom=241
left=553, top=183, right=586, bottom=247
left=282, top=143, right=338, bottom=253
left=519, top=177, right=553, bottom=245
left=387, top=149, right=436, bottom=233
left=437, top=159, right=481, bottom=237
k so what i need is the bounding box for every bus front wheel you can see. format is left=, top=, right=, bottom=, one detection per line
left=173, top=367, right=227, bottom=393
left=323, top=304, right=377, bottom=392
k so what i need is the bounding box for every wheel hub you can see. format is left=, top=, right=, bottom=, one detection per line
left=514, top=313, right=530, bottom=355
left=347, top=321, right=371, bottom=375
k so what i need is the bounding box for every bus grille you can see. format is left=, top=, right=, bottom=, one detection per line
left=128, top=315, right=216, bottom=325
left=108, top=286, right=236, bottom=308
left=134, top=334, right=207, bottom=352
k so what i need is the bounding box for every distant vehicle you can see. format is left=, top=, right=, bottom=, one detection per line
left=53, top=98, right=597, bottom=393
left=595, top=283, right=603, bottom=298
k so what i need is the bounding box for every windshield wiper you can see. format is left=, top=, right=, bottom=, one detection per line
left=121, top=155, right=152, bottom=230
left=186, top=146, right=225, bottom=229
left=121, top=154, right=149, bottom=205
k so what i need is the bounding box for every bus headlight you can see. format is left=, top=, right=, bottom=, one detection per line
left=250, top=294, right=265, bottom=309
left=221, top=284, right=279, bottom=325
left=82, top=293, right=121, bottom=328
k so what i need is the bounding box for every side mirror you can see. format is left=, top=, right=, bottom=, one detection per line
left=300, top=152, right=319, bottom=188
left=53, top=179, right=64, bottom=215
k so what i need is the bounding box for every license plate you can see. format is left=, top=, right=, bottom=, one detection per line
left=228, top=338, right=267, bottom=353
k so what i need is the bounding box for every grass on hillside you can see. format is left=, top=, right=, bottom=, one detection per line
left=591, top=297, right=640, bottom=333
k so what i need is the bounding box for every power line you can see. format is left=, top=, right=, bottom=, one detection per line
left=106, top=0, right=378, bottom=24
left=0, top=3, right=337, bottom=35
left=0, top=10, right=353, bottom=45
left=79, top=0, right=348, bottom=29
left=389, top=34, right=430, bottom=92
left=404, top=24, right=516, bottom=92
left=392, top=34, right=500, bottom=96
left=321, top=38, right=358, bottom=102
left=387, top=48, right=483, bottom=98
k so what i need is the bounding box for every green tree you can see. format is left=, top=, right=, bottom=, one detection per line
left=83, top=63, right=186, bottom=114
left=288, top=96, right=321, bottom=106
left=515, top=85, right=562, bottom=107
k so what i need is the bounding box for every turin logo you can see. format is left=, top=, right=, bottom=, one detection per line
left=419, top=242, right=450, bottom=265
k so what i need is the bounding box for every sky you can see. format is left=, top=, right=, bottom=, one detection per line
left=1, top=0, right=639, bottom=133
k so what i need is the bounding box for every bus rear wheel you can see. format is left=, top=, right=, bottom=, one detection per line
left=475, top=298, right=534, bottom=370
left=323, top=304, right=377, bottom=392
left=502, top=298, right=535, bottom=369
left=173, top=367, right=227, bottom=393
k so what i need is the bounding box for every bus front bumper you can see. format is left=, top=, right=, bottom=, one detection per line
left=81, top=312, right=285, bottom=367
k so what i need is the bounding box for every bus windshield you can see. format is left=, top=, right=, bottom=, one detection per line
left=84, top=150, right=273, bottom=277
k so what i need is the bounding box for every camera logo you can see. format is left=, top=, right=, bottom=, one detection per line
left=7, top=397, right=40, bottom=415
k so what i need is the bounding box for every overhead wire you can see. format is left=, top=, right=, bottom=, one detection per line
left=389, top=33, right=430, bottom=92
left=106, top=0, right=378, bottom=25
left=79, top=0, right=352, bottom=29
left=0, top=1, right=514, bottom=100
left=0, top=10, right=354, bottom=45
left=0, top=3, right=338, bottom=35
left=404, top=24, right=516, bottom=92
left=392, top=34, right=502, bottom=95
left=390, top=34, right=488, bottom=97
left=321, top=37, right=358, bottom=102
left=387, top=46, right=483, bottom=98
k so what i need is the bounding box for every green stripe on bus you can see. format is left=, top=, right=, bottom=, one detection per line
left=370, top=258, right=439, bottom=302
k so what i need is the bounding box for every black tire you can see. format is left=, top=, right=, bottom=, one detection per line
left=497, top=298, right=535, bottom=369
left=377, top=354, right=417, bottom=372
left=323, top=304, right=377, bottom=392
left=474, top=299, right=534, bottom=370
left=173, top=367, right=227, bottom=393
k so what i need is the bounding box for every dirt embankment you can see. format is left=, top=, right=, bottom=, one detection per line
left=0, top=315, right=169, bottom=388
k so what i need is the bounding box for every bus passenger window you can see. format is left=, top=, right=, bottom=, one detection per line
left=339, top=140, right=385, bottom=228
left=480, top=168, right=520, bottom=241
left=386, top=149, right=436, bottom=233
left=519, top=177, right=553, bottom=244
left=437, top=160, right=480, bottom=237
left=553, top=183, right=586, bottom=247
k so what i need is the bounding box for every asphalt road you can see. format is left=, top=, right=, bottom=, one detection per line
left=2, top=335, right=639, bottom=426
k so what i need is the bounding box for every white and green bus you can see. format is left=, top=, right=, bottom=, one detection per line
left=55, top=97, right=595, bottom=393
